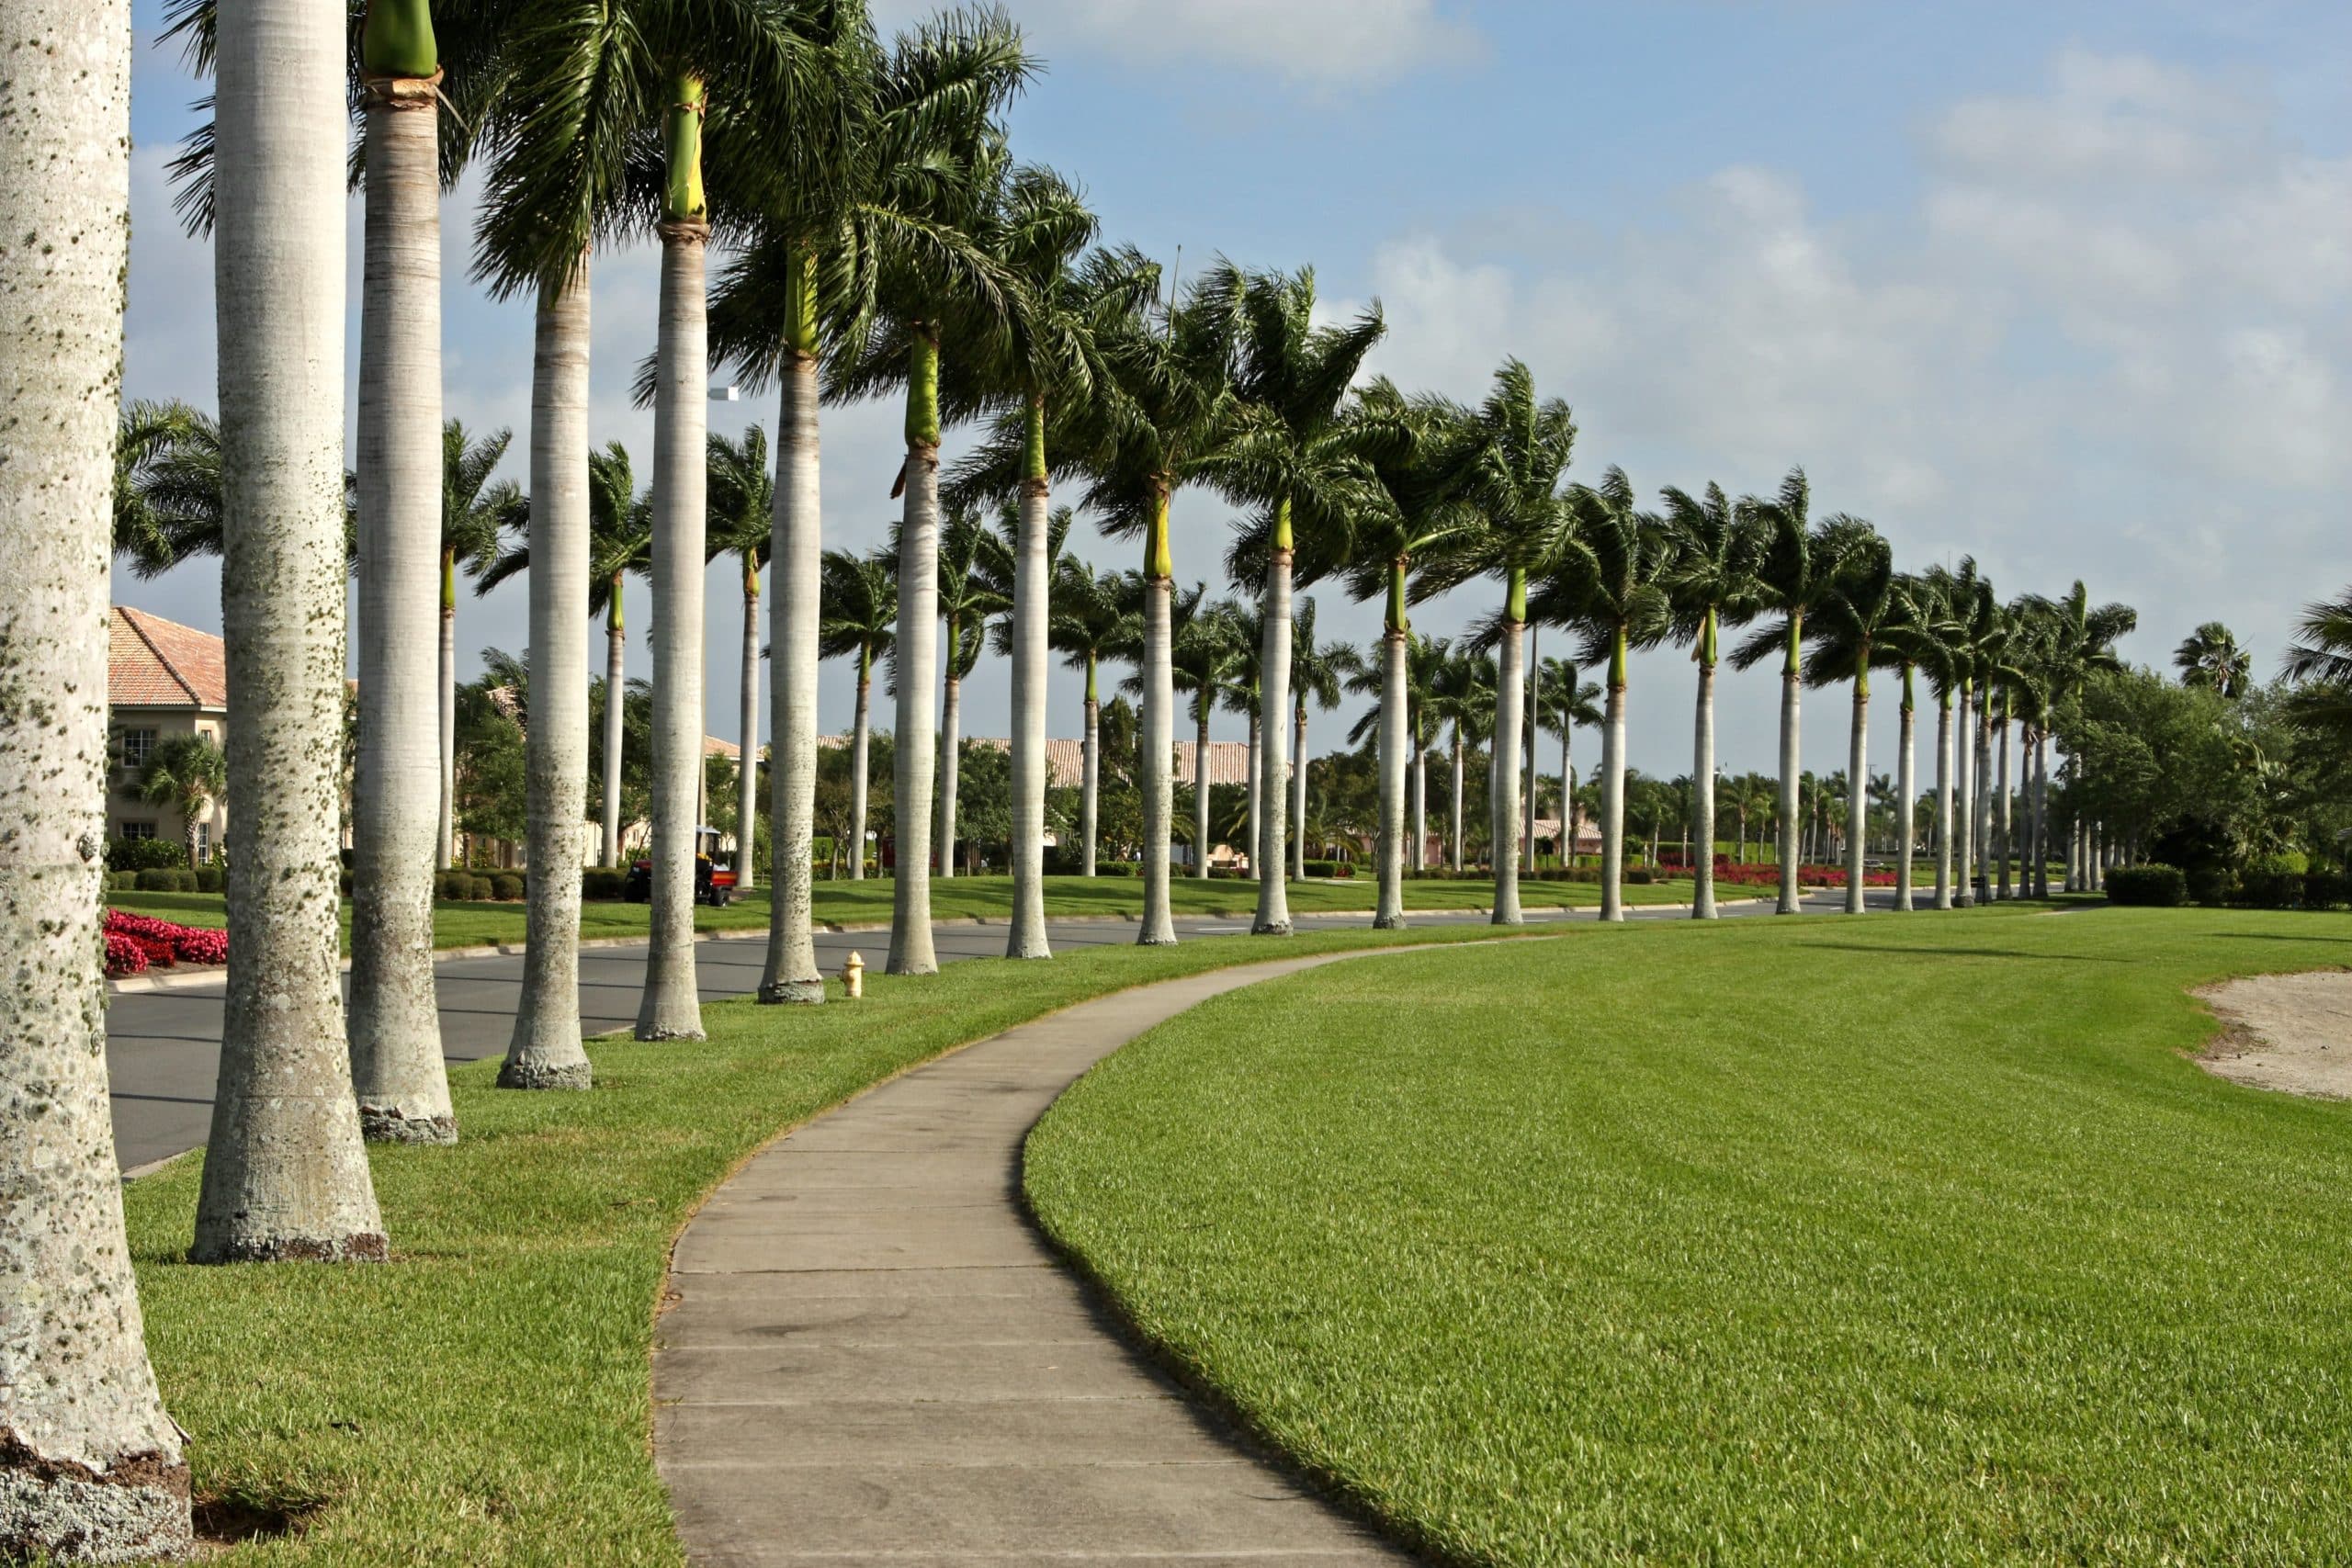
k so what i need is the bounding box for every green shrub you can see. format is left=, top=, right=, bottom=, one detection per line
left=491, top=874, right=525, bottom=902
left=2106, top=864, right=2188, bottom=907
left=1625, top=866, right=1657, bottom=886
left=581, top=867, right=628, bottom=902
left=339, top=872, right=355, bottom=898
left=434, top=870, right=473, bottom=902
left=1302, top=859, right=1356, bottom=879
left=194, top=865, right=224, bottom=893
left=108, top=837, right=187, bottom=873
left=466, top=875, right=496, bottom=902
left=2303, top=870, right=2350, bottom=910
left=2187, top=866, right=2236, bottom=908
left=1095, top=862, right=1139, bottom=878
left=2237, top=868, right=2306, bottom=910
left=134, top=868, right=198, bottom=893
left=2248, top=850, right=2310, bottom=877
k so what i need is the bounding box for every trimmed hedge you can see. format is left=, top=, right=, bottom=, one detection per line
left=2106, top=864, right=2188, bottom=907
left=581, top=867, right=629, bottom=902
left=134, top=868, right=198, bottom=893
left=491, top=874, right=525, bottom=902
left=194, top=865, right=224, bottom=893
left=1301, top=860, right=1357, bottom=879
left=108, top=837, right=187, bottom=873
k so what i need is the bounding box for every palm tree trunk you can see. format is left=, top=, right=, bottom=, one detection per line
left=1776, top=620, right=1803, bottom=915
left=1374, top=630, right=1408, bottom=929
left=1193, top=694, right=1212, bottom=879
left=1252, top=506, right=1294, bottom=932
left=1600, top=633, right=1628, bottom=923
left=438, top=558, right=458, bottom=866
left=1996, top=711, right=2014, bottom=900
left=501, top=262, right=596, bottom=1089
left=849, top=659, right=870, bottom=880
left=1846, top=671, right=1870, bottom=916
left=1692, top=626, right=1718, bottom=919
left=1005, top=412, right=1052, bottom=956
left=762, top=329, right=824, bottom=998
left=938, top=670, right=961, bottom=880
left=635, top=200, right=710, bottom=1041
left=1522, top=623, right=1538, bottom=867
left=1933, top=691, right=1954, bottom=910
left=1973, top=699, right=1993, bottom=901
left=0, top=1, right=190, bottom=1539
left=1952, top=683, right=1973, bottom=907
left=1244, top=710, right=1261, bottom=881
left=735, top=565, right=757, bottom=891
left=196, top=0, right=386, bottom=1265
left=1491, top=590, right=1525, bottom=925
left=346, top=48, right=454, bottom=1140
left=887, top=329, right=941, bottom=975
left=1138, top=508, right=1177, bottom=944
left=1895, top=668, right=1917, bottom=912
left=1452, top=728, right=1465, bottom=871
left=1292, top=705, right=1308, bottom=882
left=1080, top=680, right=1099, bottom=877
left=1412, top=733, right=1428, bottom=876
left=2034, top=731, right=2052, bottom=898
left=602, top=600, right=627, bottom=865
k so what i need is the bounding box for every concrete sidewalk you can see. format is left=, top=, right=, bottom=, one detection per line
left=653, top=950, right=1435, bottom=1566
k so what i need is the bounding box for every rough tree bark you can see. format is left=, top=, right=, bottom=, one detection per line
left=760, top=334, right=825, bottom=999
left=1002, top=420, right=1053, bottom=957
left=1252, top=507, right=1294, bottom=932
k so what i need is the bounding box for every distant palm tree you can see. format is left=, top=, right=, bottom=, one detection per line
left=1430, top=646, right=1497, bottom=872
left=1798, top=519, right=1897, bottom=914
left=1164, top=589, right=1239, bottom=878
left=113, top=400, right=220, bottom=577
left=707, top=427, right=774, bottom=889
left=2175, top=621, right=2251, bottom=697
left=819, top=547, right=898, bottom=881
left=1287, top=597, right=1362, bottom=882
left=438, top=421, right=527, bottom=867
left=139, top=732, right=228, bottom=871
left=1536, top=658, right=1602, bottom=864
left=1659, top=479, right=1763, bottom=918
left=2282, top=588, right=2352, bottom=746
left=933, top=505, right=1011, bottom=877
left=1046, top=558, right=1133, bottom=875
left=1897, top=569, right=1970, bottom=908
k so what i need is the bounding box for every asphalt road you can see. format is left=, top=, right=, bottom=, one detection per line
left=105, top=888, right=1888, bottom=1172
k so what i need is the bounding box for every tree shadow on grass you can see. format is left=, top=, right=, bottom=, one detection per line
left=2208, top=932, right=2352, bottom=944
left=1800, top=942, right=2130, bottom=963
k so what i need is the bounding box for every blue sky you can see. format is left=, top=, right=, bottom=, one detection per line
left=119, top=0, right=2352, bottom=790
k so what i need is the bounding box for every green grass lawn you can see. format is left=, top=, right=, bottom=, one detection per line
left=120, top=919, right=1563, bottom=1564
left=108, top=872, right=1704, bottom=953
left=1025, top=906, right=2352, bottom=1566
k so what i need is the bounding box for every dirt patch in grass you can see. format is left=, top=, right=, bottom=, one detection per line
left=2199, top=968, right=2352, bottom=1099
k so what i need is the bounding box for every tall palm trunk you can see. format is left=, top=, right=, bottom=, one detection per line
left=1845, top=660, right=1870, bottom=916
left=888, top=326, right=942, bottom=975
left=438, top=550, right=458, bottom=865
left=1374, top=629, right=1408, bottom=929
left=1080, top=673, right=1099, bottom=877
left=1192, top=693, right=1212, bottom=879
left=349, top=39, right=452, bottom=1141
left=196, top=0, right=386, bottom=1264
left=1253, top=502, right=1295, bottom=931
left=1491, top=576, right=1526, bottom=924
left=1292, top=705, right=1308, bottom=881
left=1005, top=400, right=1052, bottom=956
left=1996, top=706, right=2014, bottom=900
left=1244, top=710, right=1261, bottom=881
left=0, top=1, right=190, bottom=1542
left=1522, top=624, right=1538, bottom=866
left=2032, top=731, right=2052, bottom=898
left=848, top=655, right=870, bottom=880
left=735, top=557, right=758, bottom=890
left=1952, top=682, right=1973, bottom=906
left=601, top=598, right=627, bottom=860
left=1600, top=629, right=1629, bottom=923
left=938, top=663, right=962, bottom=880
left=1412, top=730, right=1427, bottom=875
left=1973, top=697, right=1994, bottom=901
left=503, top=261, right=595, bottom=1089
left=637, top=85, right=712, bottom=1041
left=1775, top=615, right=1804, bottom=914
left=1138, top=488, right=1177, bottom=944
left=1894, top=666, right=1917, bottom=912
left=1691, top=609, right=1718, bottom=919
left=1562, top=711, right=1576, bottom=866
left=1451, top=728, right=1466, bottom=871
left=761, top=310, right=824, bottom=999
left=1933, top=689, right=1954, bottom=910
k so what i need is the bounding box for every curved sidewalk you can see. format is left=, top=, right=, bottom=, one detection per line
left=653, top=953, right=1423, bottom=1566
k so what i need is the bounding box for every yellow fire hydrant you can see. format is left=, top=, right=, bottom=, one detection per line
left=842, top=950, right=865, bottom=1000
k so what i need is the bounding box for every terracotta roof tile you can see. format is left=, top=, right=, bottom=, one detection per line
left=109, top=605, right=228, bottom=710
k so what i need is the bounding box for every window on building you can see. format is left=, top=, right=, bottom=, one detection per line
left=120, top=728, right=156, bottom=771
left=121, top=821, right=157, bottom=841
left=194, top=822, right=212, bottom=863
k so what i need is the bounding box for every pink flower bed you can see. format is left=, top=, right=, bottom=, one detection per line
left=102, top=909, right=228, bottom=976
left=1708, top=856, right=1897, bottom=890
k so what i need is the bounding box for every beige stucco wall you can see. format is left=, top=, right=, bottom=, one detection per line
left=107, top=705, right=228, bottom=860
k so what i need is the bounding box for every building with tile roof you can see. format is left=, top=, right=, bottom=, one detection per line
left=107, top=606, right=230, bottom=860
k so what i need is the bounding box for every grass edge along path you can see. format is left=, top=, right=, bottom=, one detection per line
left=119, top=919, right=1570, bottom=1565
left=1024, top=906, right=2352, bottom=1567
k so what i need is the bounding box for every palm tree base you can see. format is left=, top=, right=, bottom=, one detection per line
left=1250, top=919, right=1293, bottom=936
left=634, top=1026, right=708, bottom=1043
left=1136, top=933, right=1180, bottom=948
left=358, top=1108, right=458, bottom=1145
left=0, top=1455, right=193, bottom=1562
left=188, top=1230, right=390, bottom=1266
left=1372, top=915, right=1408, bottom=931
left=497, top=1059, right=593, bottom=1091
left=757, top=978, right=827, bottom=1005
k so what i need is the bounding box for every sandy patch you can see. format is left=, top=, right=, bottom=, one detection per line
left=2197, top=970, right=2352, bottom=1100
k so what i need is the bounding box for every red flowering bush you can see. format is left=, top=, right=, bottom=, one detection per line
left=103, top=932, right=149, bottom=977
left=1707, top=857, right=1896, bottom=889
left=102, top=908, right=228, bottom=971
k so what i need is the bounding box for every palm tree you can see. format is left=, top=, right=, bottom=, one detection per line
left=2175, top=621, right=2250, bottom=697
left=707, top=426, right=774, bottom=889
left=1217, top=597, right=1267, bottom=877
left=139, top=733, right=229, bottom=873
left=1420, top=361, right=1576, bottom=925
left=1162, top=587, right=1238, bottom=878
left=113, top=399, right=221, bottom=577
left=192, top=0, right=385, bottom=1265
left=1405, top=630, right=1448, bottom=873
left=1797, top=520, right=1897, bottom=915
left=1877, top=573, right=1955, bottom=912
left=819, top=547, right=898, bottom=881
left=932, top=504, right=1011, bottom=878
left=2282, top=590, right=2352, bottom=748
left=1659, top=479, right=1763, bottom=918
left=1730, top=470, right=1861, bottom=915
left=1544, top=468, right=1671, bottom=920
left=1899, top=569, right=1970, bottom=910
left=1537, top=660, right=1603, bottom=866
left=1287, top=597, right=1361, bottom=881
left=1046, top=558, right=1131, bottom=875
left=2030, top=581, right=2136, bottom=895
left=1429, top=646, right=1495, bottom=872
left=1193, top=263, right=1384, bottom=933
left=0, top=6, right=190, bottom=1531
left=436, top=422, right=527, bottom=869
